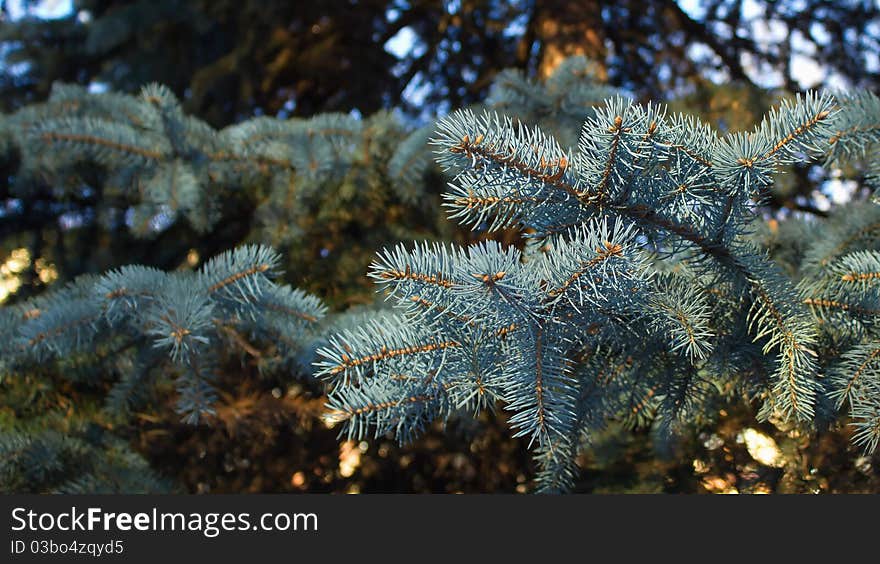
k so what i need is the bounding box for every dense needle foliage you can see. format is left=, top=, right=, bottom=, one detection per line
left=2, top=55, right=880, bottom=493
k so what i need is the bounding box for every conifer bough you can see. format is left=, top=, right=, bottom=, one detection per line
left=0, top=245, right=325, bottom=422
left=317, top=82, right=880, bottom=491
left=4, top=58, right=880, bottom=493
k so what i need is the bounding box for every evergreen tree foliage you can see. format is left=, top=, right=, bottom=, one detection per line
left=772, top=96, right=880, bottom=453
left=0, top=423, right=172, bottom=494
left=3, top=0, right=878, bottom=122
left=0, top=244, right=325, bottom=422
left=0, top=242, right=326, bottom=492
left=0, top=79, right=447, bottom=305
left=317, top=69, right=880, bottom=491
left=3, top=48, right=880, bottom=493
left=0, top=351, right=174, bottom=494
left=0, top=57, right=614, bottom=493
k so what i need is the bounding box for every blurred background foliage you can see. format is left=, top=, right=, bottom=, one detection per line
left=2, top=0, right=880, bottom=493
